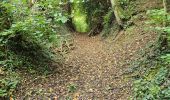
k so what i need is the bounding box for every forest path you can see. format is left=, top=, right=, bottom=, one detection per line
left=63, top=33, right=132, bottom=99
left=15, top=22, right=158, bottom=99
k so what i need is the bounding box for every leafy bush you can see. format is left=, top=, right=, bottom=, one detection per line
left=161, top=54, right=170, bottom=63
left=0, top=71, right=20, bottom=98
left=0, top=0, right=70, bottom=97
left=101, top=9, right=114, bottom=37
left=0, top=2, right=12, bottom=31
left=119, top=0, right=134, bottom=20
left=0, top=17, right=57, bottom=70
left=133, top=67, right=169, bottom=99
left=131, top=8, right=170, bottom=100
left=147, top=9, right=170, bottom=50
left=0, top=0, right=69, bottom=70
left=147, top=9, right=170, bottom=25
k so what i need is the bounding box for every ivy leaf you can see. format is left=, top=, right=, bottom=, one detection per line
left=56, top=16, right=68, bottom=23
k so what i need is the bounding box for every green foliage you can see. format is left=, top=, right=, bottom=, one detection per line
left=0, top=0, right=69, bottom=69
left=71, top=0, right=90, bottom=32
left=132, top=8, right=170, bottom=100
left=101, top=9, right=114, bottom=37
left=101, top=0, right=135, bottom=37
left=0, top=0, right=70, bottom=97
left=38, top=0, right=68, bottom=24
left=146, top=9, right=170, bottom=25
left=0, top=71, right=20, bottom=98
left=161, top=54, right=170, bottom=63
left=147, top=8, right=170, bottom=54
left=133, top=67, right=169, bottom=99
left=84, top=0, right=110, bottom=34
left=119, top=0, right=130, bottom=5
left=103, top=10, right=114, bottom=26
left=0, top=2, right=12, bottom=31
left=119, top=0, right=134, bottom=20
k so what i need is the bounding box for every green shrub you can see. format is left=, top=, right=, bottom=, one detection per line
left=133, top=67, right=169, bottom=99
left=0, top=71, right=20, bottom=98
left=0, top=0, right=69, bottom=70
left=131, top=8, right=170, bottom=100
left=0, top=2, right=12, bottom=31
left=101, top=9, right=114, bottom=37
left=147, top=9, right=170, bottom=25
left=0, top=0, right=70, bottom=97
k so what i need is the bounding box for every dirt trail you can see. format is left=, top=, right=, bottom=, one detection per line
left=13, top=0, right=161, bottom=99
left=15, top=22, right=158, bottom=99
left=63, top=34, right=132, bottom=100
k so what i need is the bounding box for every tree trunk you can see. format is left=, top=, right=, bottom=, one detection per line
left=110, top=0, right=123, bottom=27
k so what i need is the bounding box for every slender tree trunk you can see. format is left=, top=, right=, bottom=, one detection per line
left=110, top=0, right=123, bottom=27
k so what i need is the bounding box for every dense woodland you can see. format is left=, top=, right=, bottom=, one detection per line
left=0, top=0, right=170, bottom=99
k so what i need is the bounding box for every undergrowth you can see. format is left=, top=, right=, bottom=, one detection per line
left=0, top=70, right=20, bottom=99
left=0, top=0, right=70, bottom=98
left=131, top=8, right=170, bottom=100
left=101, top=0, right=135, bottom=38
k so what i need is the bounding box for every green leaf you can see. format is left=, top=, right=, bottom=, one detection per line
left=0, top=89, right=7, bottom=97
